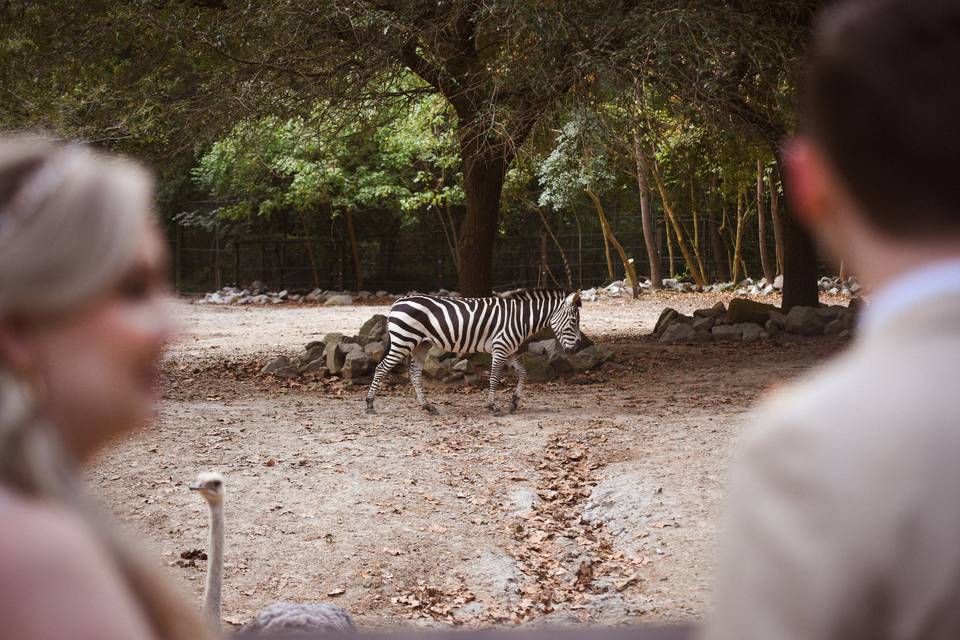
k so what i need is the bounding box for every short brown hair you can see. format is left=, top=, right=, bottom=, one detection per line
left=802, top=0, right=960, bottom=238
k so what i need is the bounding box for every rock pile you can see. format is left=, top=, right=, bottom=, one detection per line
left=261, top=316, right=614, bottom=383
left=653, top=297, right=863, bottom=344
left=197, top=282, right=464, bottom=306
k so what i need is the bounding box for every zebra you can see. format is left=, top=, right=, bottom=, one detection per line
left=365, top=289, right=583, bottom=415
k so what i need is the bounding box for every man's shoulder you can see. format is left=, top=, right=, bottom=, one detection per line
left=743, top=336, right=960, bottom=484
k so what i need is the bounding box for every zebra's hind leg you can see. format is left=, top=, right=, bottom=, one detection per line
left=410, top=343, right=439, bottom=415
left=507, top=355, right=527, bottom=413
left=366, top=341, right=407, bottom=414
left=486, top=349, right=509, bottom=415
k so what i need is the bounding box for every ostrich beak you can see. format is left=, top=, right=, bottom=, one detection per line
left=189, top=482, right=203, bottom=491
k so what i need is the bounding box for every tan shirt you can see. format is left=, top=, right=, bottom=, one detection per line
left=704, top=295, right=960, bottom=640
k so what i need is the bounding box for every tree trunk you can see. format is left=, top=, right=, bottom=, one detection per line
left=344, top=209, right=363, bottom=291
left=585, top=189, right=639, bottom=297
left=757, top=159, right=775, bottom=284
left=774, top=154, right=819, bottom=309
left=650, top=158, right=707, bottom=286
left=666, top=224, right=675, bottom=278
left=534, top=205, right=573, bottom=290
left=633, top=134, right=662, bottom=288
left=296, top=208, right=321, bottom=289
left=732, top=188, right=746, bottom=284
left=769, top=167, right=785, bottom=275
left=689, top=160, right=707, bottom=282
left=708, top=177, right=730, bottom=281
left=457, top=153, right=507, bottom=297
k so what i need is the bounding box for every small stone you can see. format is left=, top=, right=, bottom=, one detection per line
left=694, top=301, right=727, bottom=318
left=768, top=311, right=788, bottom=329
left=299, top=359, right=329, bottom=377
left=324, top=294, right=354, bottom=306
left=358, top=314, right=388, bottom=342
left=653, top=308, right=680, bottom=336
left=773, top=274, right=784, bottom=290
left=452, top=359, right=471, bottom=372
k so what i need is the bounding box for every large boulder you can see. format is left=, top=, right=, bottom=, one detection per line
left=653, top=308, right=683, bottom=336
left=726, top=298, right=780, bottom=325
left=423, top=348, right=449, bottom=379
left=693, top=301, right=727, bottom=318
left=342, top=350, right=372, bottom=379
left=712, top=324, right=743, bottom=342
left=364, top=341, right=386, bottom=364
left=659, top=323, right=696, bottom=345
left=324, top=341, right=346, bottom=375
left=738, top=323, right=764, bottom=343
left=785, top=306, right=826, bottom=335
left=528, top=339, right=562, bottom=359
left=691, top=316, right=716, bottom=333
left=296, top=343, right=326, bottom=367
left=261, top=355, right=299, bottom=378
left=299, top=359, right=329, bottom=376
left=569, top=345, right=612, bottom=372
left=523, top=352, right=558, bottom=381
left=358, top=314, right=388, bottom=343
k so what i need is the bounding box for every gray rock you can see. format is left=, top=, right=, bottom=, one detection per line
left=653, top=308, right=681, bottom=336
left=712, top=324, right=743, bottom=342
left=738, top=323, right=763, bottom=343
left=658, top=322, right=696, bottom=344
left=358, top=314, right=388, bottom=342
left=523, top=352, right=557, bottom=381
left=363, top=341, right=386, bottom=364
left=694, top=301, right=727, bottom=318
left=324, top=294, right=354, bottom=306
left=569, top=345, right=612, bottom=371
left=726, top=298, right=780, bottom=325
left=299, top=359, right=329, bottom=377
left=768, top=310, right=788, bottom=329
left=824, top=318, right=844, bottom=335
left=773, top=274, right=784, bottom=290
left=528, top=339, right=560, bottom=359
left=342, top=350, right=372, bottom=379
left=375, top=290, right=389, bottom=298
left=297, top=344, right=326, bottom=366
left=261, top=356, right=292, bottom=376
left=324, top=341, right=346, bottom=375
left=785, top=306, right=826, bottom=335
left=304, top=288, right=324, bottom=302
left=423, top=350, right=448, bottom=379
left=692, top=330, right=713, bottom=344
left=691, top=316, right=716, bottom=333
left=452, top=358, right=471, bottom=372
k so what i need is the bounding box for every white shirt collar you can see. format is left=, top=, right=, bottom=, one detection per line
left=860, top=258, right=960, bottom=336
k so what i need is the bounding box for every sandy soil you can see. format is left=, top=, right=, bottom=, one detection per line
left=88, top=293, right=847, bottom=630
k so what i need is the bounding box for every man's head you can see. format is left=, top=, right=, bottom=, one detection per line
left=787, top=0, right=960, bottom=281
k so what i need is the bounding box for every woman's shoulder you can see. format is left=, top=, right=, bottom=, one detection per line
left=0, top=486, right=93, bottom=555
left=0, top=486, right=155, bottom=639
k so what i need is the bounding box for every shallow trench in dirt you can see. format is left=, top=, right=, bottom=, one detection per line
left=88, top=295, right=845, bottom=629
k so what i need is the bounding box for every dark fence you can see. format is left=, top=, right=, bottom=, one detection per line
left=171, top=211, right=747, bottom=295
left=236, top=626, right=694, bottom=640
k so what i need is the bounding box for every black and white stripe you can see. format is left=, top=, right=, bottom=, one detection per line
left=366, top=289, right=582, bottom=415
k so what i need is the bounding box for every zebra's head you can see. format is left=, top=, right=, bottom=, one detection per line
left=550, top=291, right=582, bottom=353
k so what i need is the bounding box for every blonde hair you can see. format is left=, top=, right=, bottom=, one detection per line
left=0, top=138, right=216, bottom=640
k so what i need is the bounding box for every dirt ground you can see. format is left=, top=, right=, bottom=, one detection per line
left=88, top=292, right=847, bottom=630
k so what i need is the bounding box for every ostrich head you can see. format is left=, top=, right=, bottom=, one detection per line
left=189, top=471, right=224, bottom=506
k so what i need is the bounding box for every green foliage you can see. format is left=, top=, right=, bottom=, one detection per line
left=189, top=94, right=462, bottom=229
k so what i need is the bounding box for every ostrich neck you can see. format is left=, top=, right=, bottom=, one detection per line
left=204, top=501, right=224, bottom=632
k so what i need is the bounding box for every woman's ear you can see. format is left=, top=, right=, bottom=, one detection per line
left=0, top=319, right=35, bottom=372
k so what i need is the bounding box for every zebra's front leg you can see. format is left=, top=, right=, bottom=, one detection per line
left=410, top=344, right=439, bottom=415
left=486, top=349, right=509, bottom=415
left=507, top=355, right=527, bottom=413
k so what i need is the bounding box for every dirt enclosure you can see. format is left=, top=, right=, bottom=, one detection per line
left=88, top=293, right=846, bottom=630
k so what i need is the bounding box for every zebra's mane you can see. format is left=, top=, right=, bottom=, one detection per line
left=497, top=288, right=568, bottom=301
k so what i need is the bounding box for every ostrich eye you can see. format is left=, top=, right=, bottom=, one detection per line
left=211, top=481, right=222, bottom=488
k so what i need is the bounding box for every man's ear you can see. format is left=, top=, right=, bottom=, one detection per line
left=784, top=137, right=837, bottom=230
left=0, top=319, right=35, bottom=372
